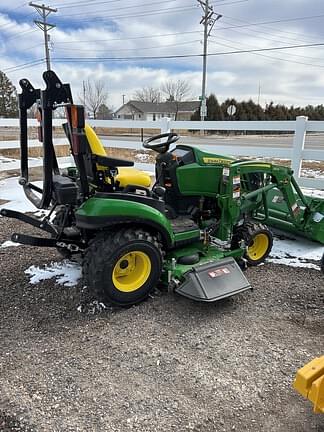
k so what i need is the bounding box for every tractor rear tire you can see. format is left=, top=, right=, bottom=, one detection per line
left=243, top=222, right=273, bottom=266
left=83, top=228, right=163, bottom=306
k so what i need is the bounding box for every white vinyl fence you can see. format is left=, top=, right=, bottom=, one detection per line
left=0, top=116, right=324, bottom=189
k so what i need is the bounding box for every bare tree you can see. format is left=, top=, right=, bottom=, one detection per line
left=79, top=79, right=109, bottom=119
left=133, top=86, right=160, bottom=103
left=161, top=79, right=191, bottom=103
left=160, top=79, right=191, bottom=120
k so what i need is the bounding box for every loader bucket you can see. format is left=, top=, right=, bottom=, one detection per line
left=175, top=257, right=251, bottom=302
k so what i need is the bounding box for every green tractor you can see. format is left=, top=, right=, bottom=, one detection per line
left=1, top=71, right=323, bottom=306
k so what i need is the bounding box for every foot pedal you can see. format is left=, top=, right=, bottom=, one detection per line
left=175, top=257, right=251, bottom=302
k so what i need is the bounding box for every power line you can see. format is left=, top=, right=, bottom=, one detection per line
left=214, top=13, right=324, bottom=33
left=51, top=42, right=324, bottom=63
left=209, top=34, right=324, bottom=64
left=56, top=5, right=199, bottom=23
left=0, top=13, right=34, bottom=30
left=221, top=14, right=318, bottom=43
left=217, top=19, right=316, bottom=46
left=60, top=0, right=194, bottom=17
left=52, top=0, right=121, bottom=8
left=6, top=28, right=38, bottom=41
left=57, top=0, right=247, bottom=18
left=54, top=30, right=202, bottom=45
left=3, top=58, right=45, bottom=73
left=208, top=38, right=324, bottom=69
left=52, top=0, right=246, bottom=10
left=54, top=39, right=201, bottom=53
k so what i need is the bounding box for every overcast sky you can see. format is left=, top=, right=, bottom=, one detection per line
left=1, top=0, right=324, bottom=110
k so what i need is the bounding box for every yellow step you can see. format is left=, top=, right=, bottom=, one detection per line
left=293, top=356, right=324, bottom=413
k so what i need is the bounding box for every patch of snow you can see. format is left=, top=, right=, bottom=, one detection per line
left=135, top=153, right=151, bottom=162
left=302, top=168, right=324, bottom=179
left=77, top=300, right=108, bottom=314
left=301, top=188, right=324, bottom=199
left=0, top=240, right=21, bottom=248
left=0, top=156, right=16, bottom=164
left=0, top=177, right=42, bottom=213
left=25, top=260, right=81, bottom=287
left=269, top=234, right=324, bottom=271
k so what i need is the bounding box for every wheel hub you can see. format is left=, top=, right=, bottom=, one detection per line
left=112, top=251, right=151, bottom=293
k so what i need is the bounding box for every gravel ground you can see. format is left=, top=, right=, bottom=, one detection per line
left=0, top=217, right=323, bottom=432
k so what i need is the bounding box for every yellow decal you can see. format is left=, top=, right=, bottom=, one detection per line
left=244, top=164, right=272, bottom=169
left=203, top=157, right=232, bottom=165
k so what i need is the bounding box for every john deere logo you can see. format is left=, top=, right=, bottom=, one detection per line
left=203, top=157, right=231, bottom=165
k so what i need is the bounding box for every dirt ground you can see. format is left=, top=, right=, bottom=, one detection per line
left=0, top=217, right=323, bottom=432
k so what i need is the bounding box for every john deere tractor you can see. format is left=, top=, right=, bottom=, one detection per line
left=1, top=71, right=323, bottom=306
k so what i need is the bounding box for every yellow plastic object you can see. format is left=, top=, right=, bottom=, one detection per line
left=293, top=356, right=324, bottom=413
left=84, top=124, right=151, bottom=188
left=112, top=251, right=151, bottom=292
left=116, top=167, right=151, bottom=188
left=84, top=124, right=107, bottom=156
left=246, top=233, right=270, bottom=262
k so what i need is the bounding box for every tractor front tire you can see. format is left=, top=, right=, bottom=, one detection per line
left=83, top=228, right=163, bottom=306
left=244, top=222, right=273, bottom=266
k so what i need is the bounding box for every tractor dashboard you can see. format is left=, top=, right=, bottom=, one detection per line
left=172, top=145, right=196, bottom=165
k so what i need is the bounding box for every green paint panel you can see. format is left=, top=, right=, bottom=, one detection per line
left=176, top=164, right=223, bottom=196
left=162, top=243, right=244, bottom=285
left=76, top=197, right=175, bottom=243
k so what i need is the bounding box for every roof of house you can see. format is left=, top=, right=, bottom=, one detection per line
left=115, top=100, right=200, bottom=115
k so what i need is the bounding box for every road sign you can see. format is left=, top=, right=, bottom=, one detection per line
left=200, top=99, right=207, bottom=117
left=227, top=104, right=237, bottom=116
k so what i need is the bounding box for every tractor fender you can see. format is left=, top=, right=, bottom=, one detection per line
left=75, top=197, right=175, bottom=248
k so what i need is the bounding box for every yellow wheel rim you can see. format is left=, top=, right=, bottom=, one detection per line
left=112, top=251, right=151, bottom=293
left=246, top=233, right=269, bottom=261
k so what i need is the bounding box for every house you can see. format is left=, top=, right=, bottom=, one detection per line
left=115, top=100, right=200, bottom=121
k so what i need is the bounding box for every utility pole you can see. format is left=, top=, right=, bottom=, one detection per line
left=29, top=2, right=57, bottom=70
left=257, top=81, right=261, bottom=106
left=122, top=94, right=126, bottom=105
left=83, top=80, right=86, bottom=104
left=198, top=0, right=222, bottom=121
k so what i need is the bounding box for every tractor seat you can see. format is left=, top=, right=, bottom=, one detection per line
left=84, top=125, right=151, bottom=189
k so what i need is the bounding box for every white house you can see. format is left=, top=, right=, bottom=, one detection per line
left=115, top=100, right=200, bottom=121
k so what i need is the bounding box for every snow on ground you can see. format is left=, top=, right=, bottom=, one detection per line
left=301, top=187, right=324, bottom=199
left=0, top=177, right=42, bottom=212
left=269, top=234, right=324, bottom=271
left=25, top=260, right=82, bottom=287
left=0, top=240, right=21, bottom=248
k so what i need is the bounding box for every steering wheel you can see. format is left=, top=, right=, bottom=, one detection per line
left=143, top=132, right=180, bottom=154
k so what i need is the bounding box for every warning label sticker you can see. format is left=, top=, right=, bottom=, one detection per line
left=272, top=195, right=284, bottom=204
left=291, top=202, right=300, bottom=216
left=208, top=267, right=231, bottom=278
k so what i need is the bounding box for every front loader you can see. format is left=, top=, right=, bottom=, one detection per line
left=1, top=70, right=323, bottom=307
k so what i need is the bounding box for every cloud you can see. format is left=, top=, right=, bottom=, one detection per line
left=1, top=0, right=324, bottom=108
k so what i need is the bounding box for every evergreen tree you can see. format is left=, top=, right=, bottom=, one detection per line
left=0, top=71, right=18, bottom=118
left=97, top=103, right=113, bottom=120
left=191, top=94, right=224, bottom=121
left=206, top=94, right=224, bottom=121
left=191, top=93, right=324, bottom=123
